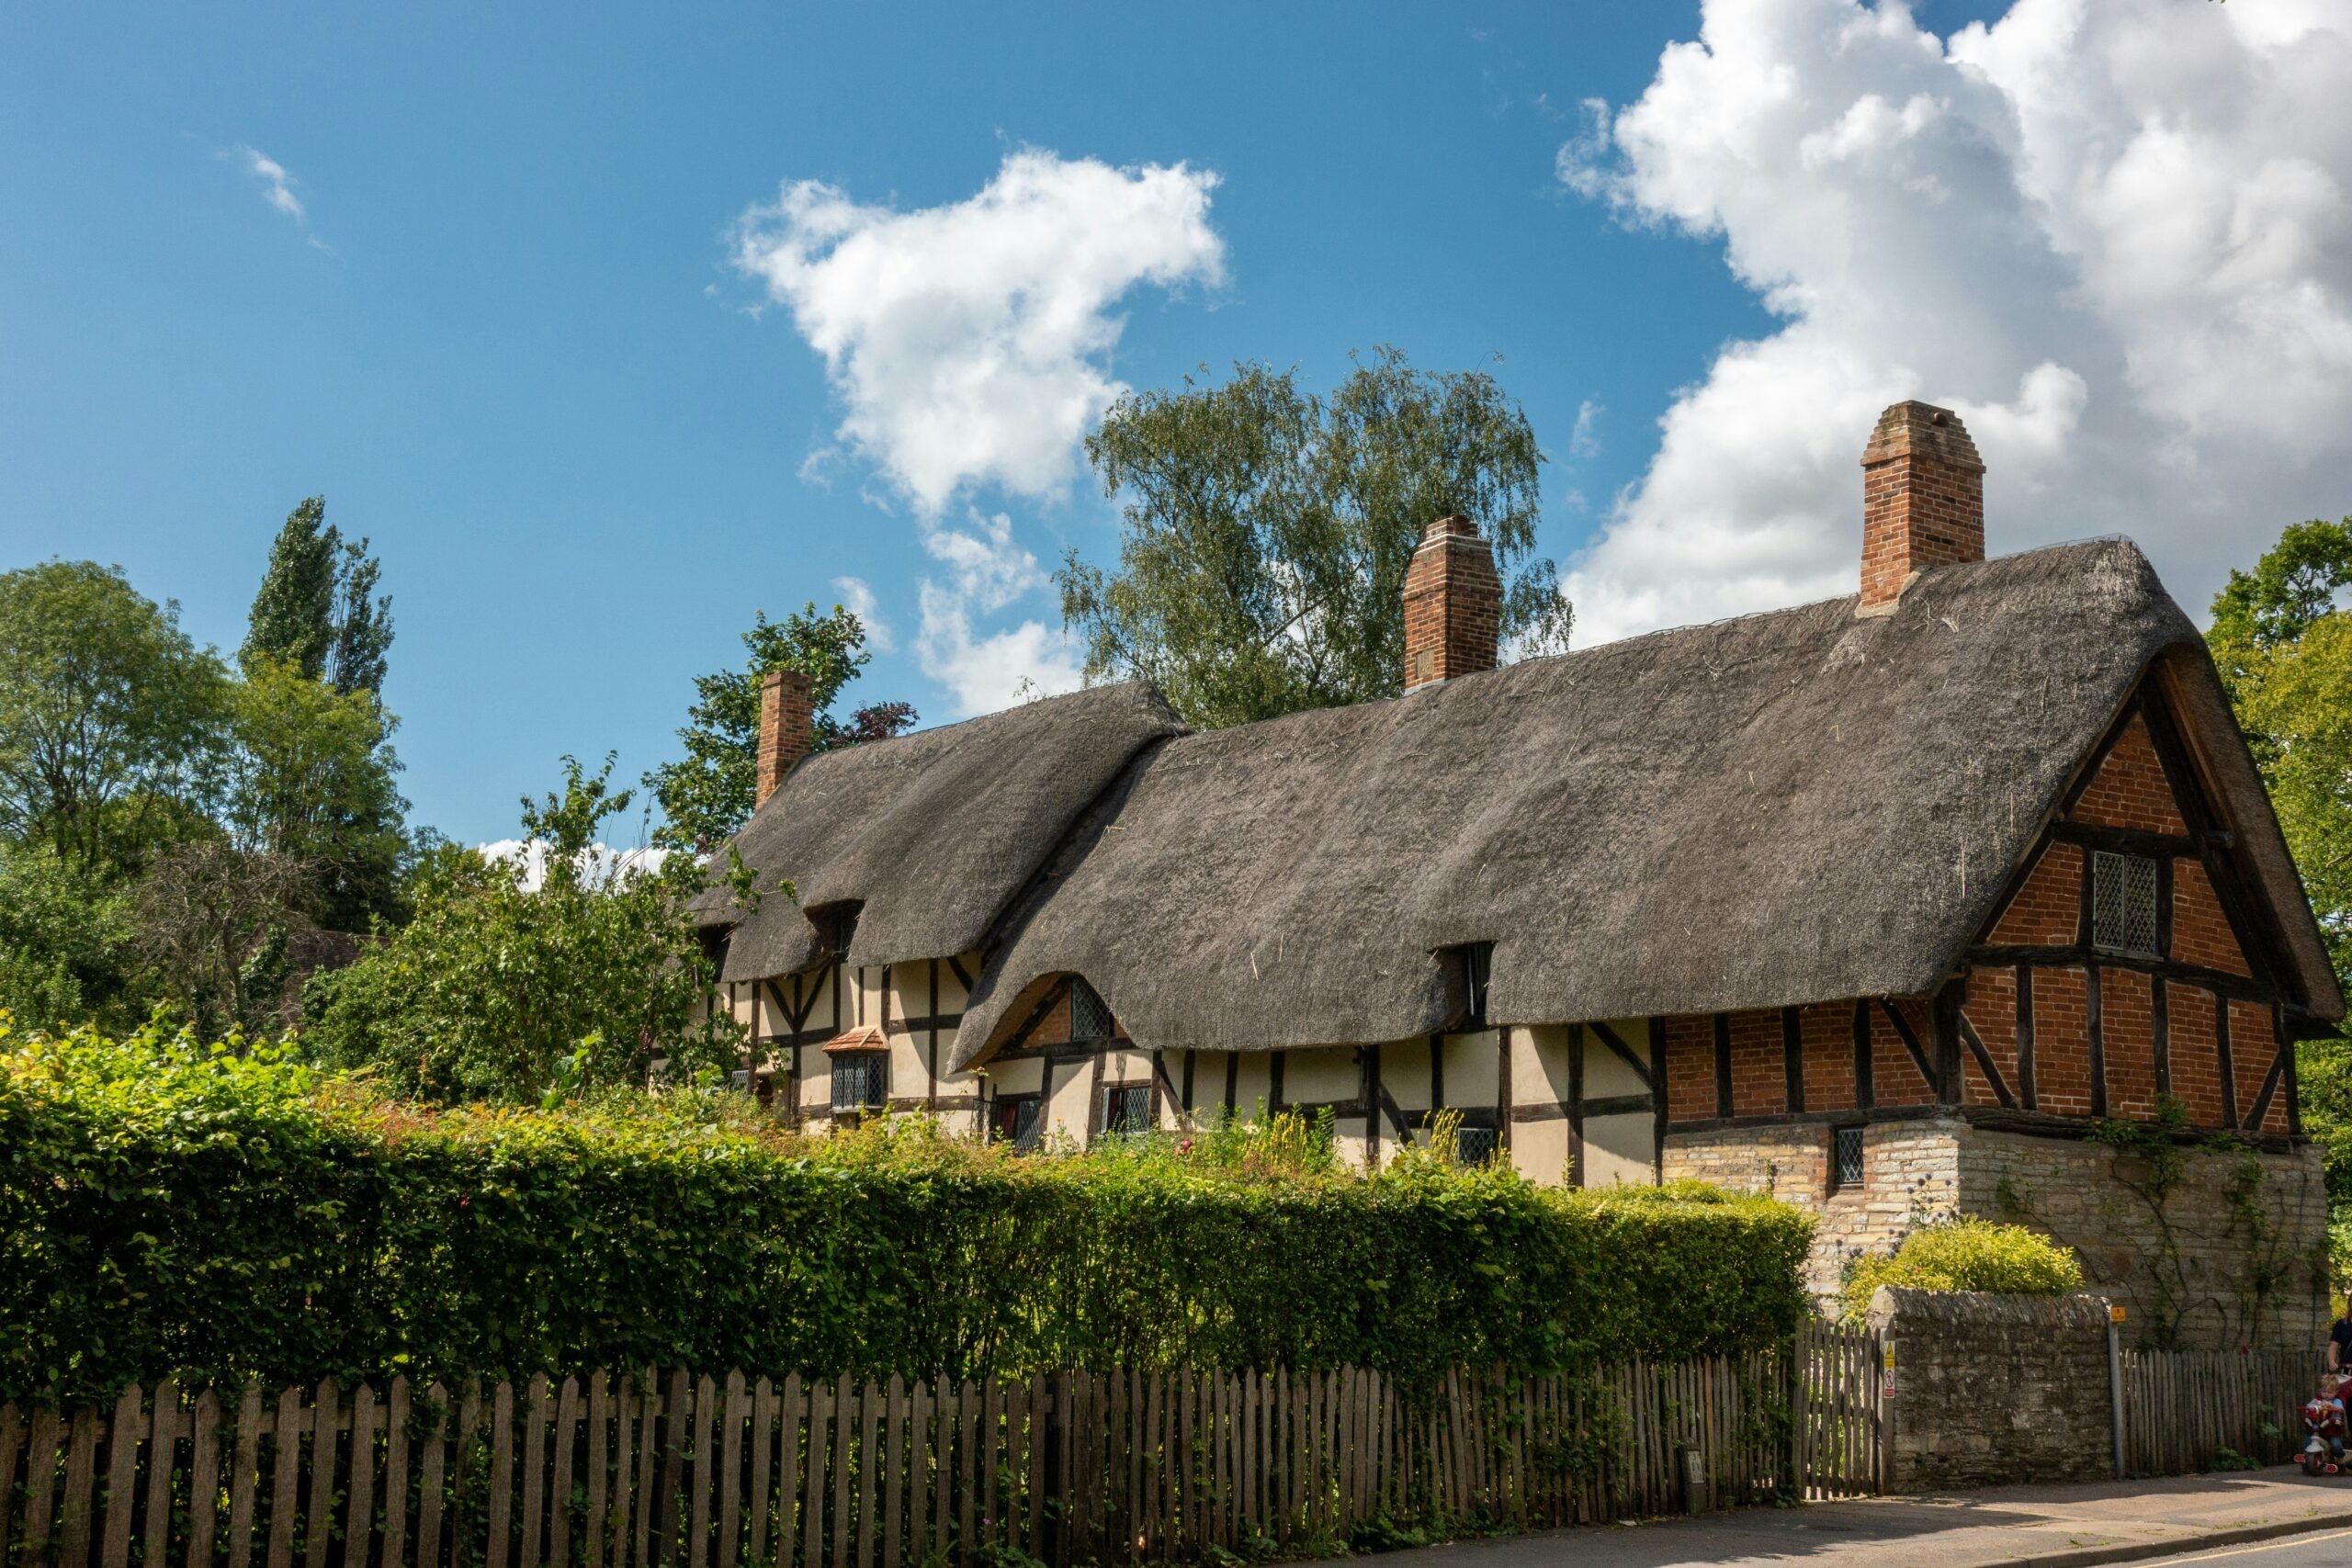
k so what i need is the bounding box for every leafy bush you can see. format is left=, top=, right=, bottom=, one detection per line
left=1839, top=1216, right=2085, bottom=1323
left=1, top=1019, right=1814, bottom=1403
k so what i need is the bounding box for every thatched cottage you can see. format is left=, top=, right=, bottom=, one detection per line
left=694, top=401, right=2344, bottom=1344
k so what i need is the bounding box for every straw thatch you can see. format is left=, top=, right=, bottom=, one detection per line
left=948, top=539, right=2343, bottom=1066
left=697, top=680, right=1181, bottom=981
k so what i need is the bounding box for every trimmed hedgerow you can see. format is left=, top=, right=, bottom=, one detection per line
left=2, top=1023, right=1813, bottom=1403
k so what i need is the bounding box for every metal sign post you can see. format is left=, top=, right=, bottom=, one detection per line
left=2107, top=1302, right=2128, bottom=1479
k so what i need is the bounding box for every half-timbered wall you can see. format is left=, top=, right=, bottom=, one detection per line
left=1960, top=698, right=2295, bottom=1137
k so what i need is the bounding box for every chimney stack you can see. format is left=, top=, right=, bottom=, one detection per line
left=1859, top=400, right=1984, bottom=614
left=754, top=667, right=814, bottom=809
left=1401, top=514, right=1502, bottom=692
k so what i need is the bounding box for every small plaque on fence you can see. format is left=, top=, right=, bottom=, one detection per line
left=1882, top=1344, right=1896, bottom=1399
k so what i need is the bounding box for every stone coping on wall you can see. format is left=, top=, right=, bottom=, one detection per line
left=1863, top=1284, right=2114, bottom=1335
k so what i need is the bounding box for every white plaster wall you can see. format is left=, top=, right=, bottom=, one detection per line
left=1584, top=1111, right=1655, bottom=1188
left=1511, top=1118, right=1572, bottom=1184
left=1284, top=1046, right=1359, bottom=1105
left=1382, top=1038, right=1434, bottom=1111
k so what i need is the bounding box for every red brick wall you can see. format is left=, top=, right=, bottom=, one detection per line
left=1962, top=967, right=2020, bottom=1107
left=2102, top=969, right=2159, bottom=1120
left=2071, top=716, right=2186, bottom=834
left=1665, top=1015, right=1715, bottom=1121
left=2166, top=984, right=2228, bottom=1127
left=1726, top=1008, right=1785, bottom=1117
left=1871, top=998, right=1938, bottom=1105
left=2232, top=998, right=2285, bottom=1133
left=1990, top=842, right=2081, bottom=945
left=2032, top=968, right=2097, bottom=1117
left=1023, top=988, right=1073, bottom=1047
left=1800, top=1001, right=1856, bottom=1111
left=2174, top=860, right=2252, bottom=976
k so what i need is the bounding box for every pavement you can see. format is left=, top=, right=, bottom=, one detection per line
left=1379, top=1467, right=2352, bottom=1568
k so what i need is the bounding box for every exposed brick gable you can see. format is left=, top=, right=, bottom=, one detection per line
left=2174, top=860, right=2252, bottom=976
left=1990, top=842, right=2081, bottom=945
left=2069, top=715, right=2186, bottom=835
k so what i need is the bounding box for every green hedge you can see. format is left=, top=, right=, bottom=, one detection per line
left=1838, top=1216, right=2085, bottom=1323
left=3, top=1024, right=1813, bottom=1403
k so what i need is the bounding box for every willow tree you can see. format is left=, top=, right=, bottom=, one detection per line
left=1058, top=348, right=1573, bottom=729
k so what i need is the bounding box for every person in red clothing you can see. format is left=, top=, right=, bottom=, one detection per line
left=2302, top=1373, right=2347, bottom=1472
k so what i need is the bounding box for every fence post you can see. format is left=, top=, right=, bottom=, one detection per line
left=2106, top=1303, right=2127, bottom=1480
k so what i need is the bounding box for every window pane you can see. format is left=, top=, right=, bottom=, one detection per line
left=1835, top=1126, right=1865, bottom=1188
left=992, top=1095, right=1043, bottom=1153
left=1070, top=977, right=1114, bottom=1041
left=2092, top=851, right=2160, bottom=956
left=831, top=1055, right=884, bottom=1112
left=1456, top=1124, right=1499, bottom=1166
left=1102, top=1084, right=1149, bottom=1136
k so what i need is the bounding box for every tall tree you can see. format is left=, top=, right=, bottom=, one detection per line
left=242, top=496, right=394, bottom=694
left=645, top=603, right=916, bottom=852
left=1058, top=348, right=1573, bottom=729
left=0, top=560, right=226, bottom=871
left=2208, top=518, right=2352, bottom=1204
left=222, top=655, right=409, bottom=929
left=329, top=534, right=394, bottom=696
left=242, top=497, right=338, bottom=681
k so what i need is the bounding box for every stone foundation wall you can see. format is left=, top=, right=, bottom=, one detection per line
left=1668, top=1118, right=2328, bottom=1348
left=1866, top=1286, right=2115, bottom=1492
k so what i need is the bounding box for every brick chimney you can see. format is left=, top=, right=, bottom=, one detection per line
left=754, top=667, right=814, bottom=809
left=1859, top=400, right=1984, bottom=614
left=1401, top=514, right=1502, bottom=692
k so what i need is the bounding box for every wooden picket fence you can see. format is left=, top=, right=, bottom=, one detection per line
left=2120, top=1348, right=2324, bottom=1476
left=0, top=1329, right=1883, bottom=1568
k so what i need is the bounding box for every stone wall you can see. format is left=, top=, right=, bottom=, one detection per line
left=1962, top=1128, right=2329, bottom=1351
left=1667, top=1118, right=2329, bottom=1348
left=1866, top=1287, right=2115, bottom=1491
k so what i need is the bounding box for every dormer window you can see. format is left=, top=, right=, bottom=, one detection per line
left=1460, top=942, right=1496, bottom=1030
left=2091, top=851, right=2159, bottom=957
left=1070, top=976, right=1115, bottom=1041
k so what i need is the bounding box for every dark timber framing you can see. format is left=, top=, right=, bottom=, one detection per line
left=1781, top=1006, right=1804, bottom=1114
left=1712, top=1013, right=1733, bottom=1118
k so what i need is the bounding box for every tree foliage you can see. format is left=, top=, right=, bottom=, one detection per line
left=0, top=560, right=227, bottom=872
left=0, top=1021, right=1813, bottom=1401
left=645, top=603, right=915, bottom=852
left=1059, top=349, right=1573, bottom=728
left=221, top=656, right=408, bottom=930
left=303, top=755, right=737, bottom=1103
left=2208, top=519, right=2352, bottom=1205
left=240, top=496, right=394, bottom=695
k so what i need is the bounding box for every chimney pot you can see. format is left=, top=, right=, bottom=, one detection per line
left=755, top=667, right=815, bottom=810
left=1858, top=400, right=1985, bottom=615
left=1401, top=514, right=1502, bottom=692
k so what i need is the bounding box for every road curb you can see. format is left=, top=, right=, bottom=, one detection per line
left=1997, top=1509, right=2352, bottom=1567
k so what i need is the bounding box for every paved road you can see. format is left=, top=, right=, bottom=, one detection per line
left=2141, top=1527, right=2352, bottom=1564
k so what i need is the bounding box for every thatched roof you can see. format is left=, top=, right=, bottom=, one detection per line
left=948, top=540, right=2344, bottom=1066
left=697, top=681, right=1181, bottom=981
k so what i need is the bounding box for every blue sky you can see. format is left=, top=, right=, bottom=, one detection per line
left=6, top=0, right=2347, bottom=848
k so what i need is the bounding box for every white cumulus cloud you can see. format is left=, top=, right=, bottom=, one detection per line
left=914, top=511, right=1084, bottom=716
left=733, top=150, right=1227, bottom=515
left=1559, top=0, right=2352, bottom=645
left=830, top=575, right=894, bottom=653
left=478, top=840, right=666, bottom=892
